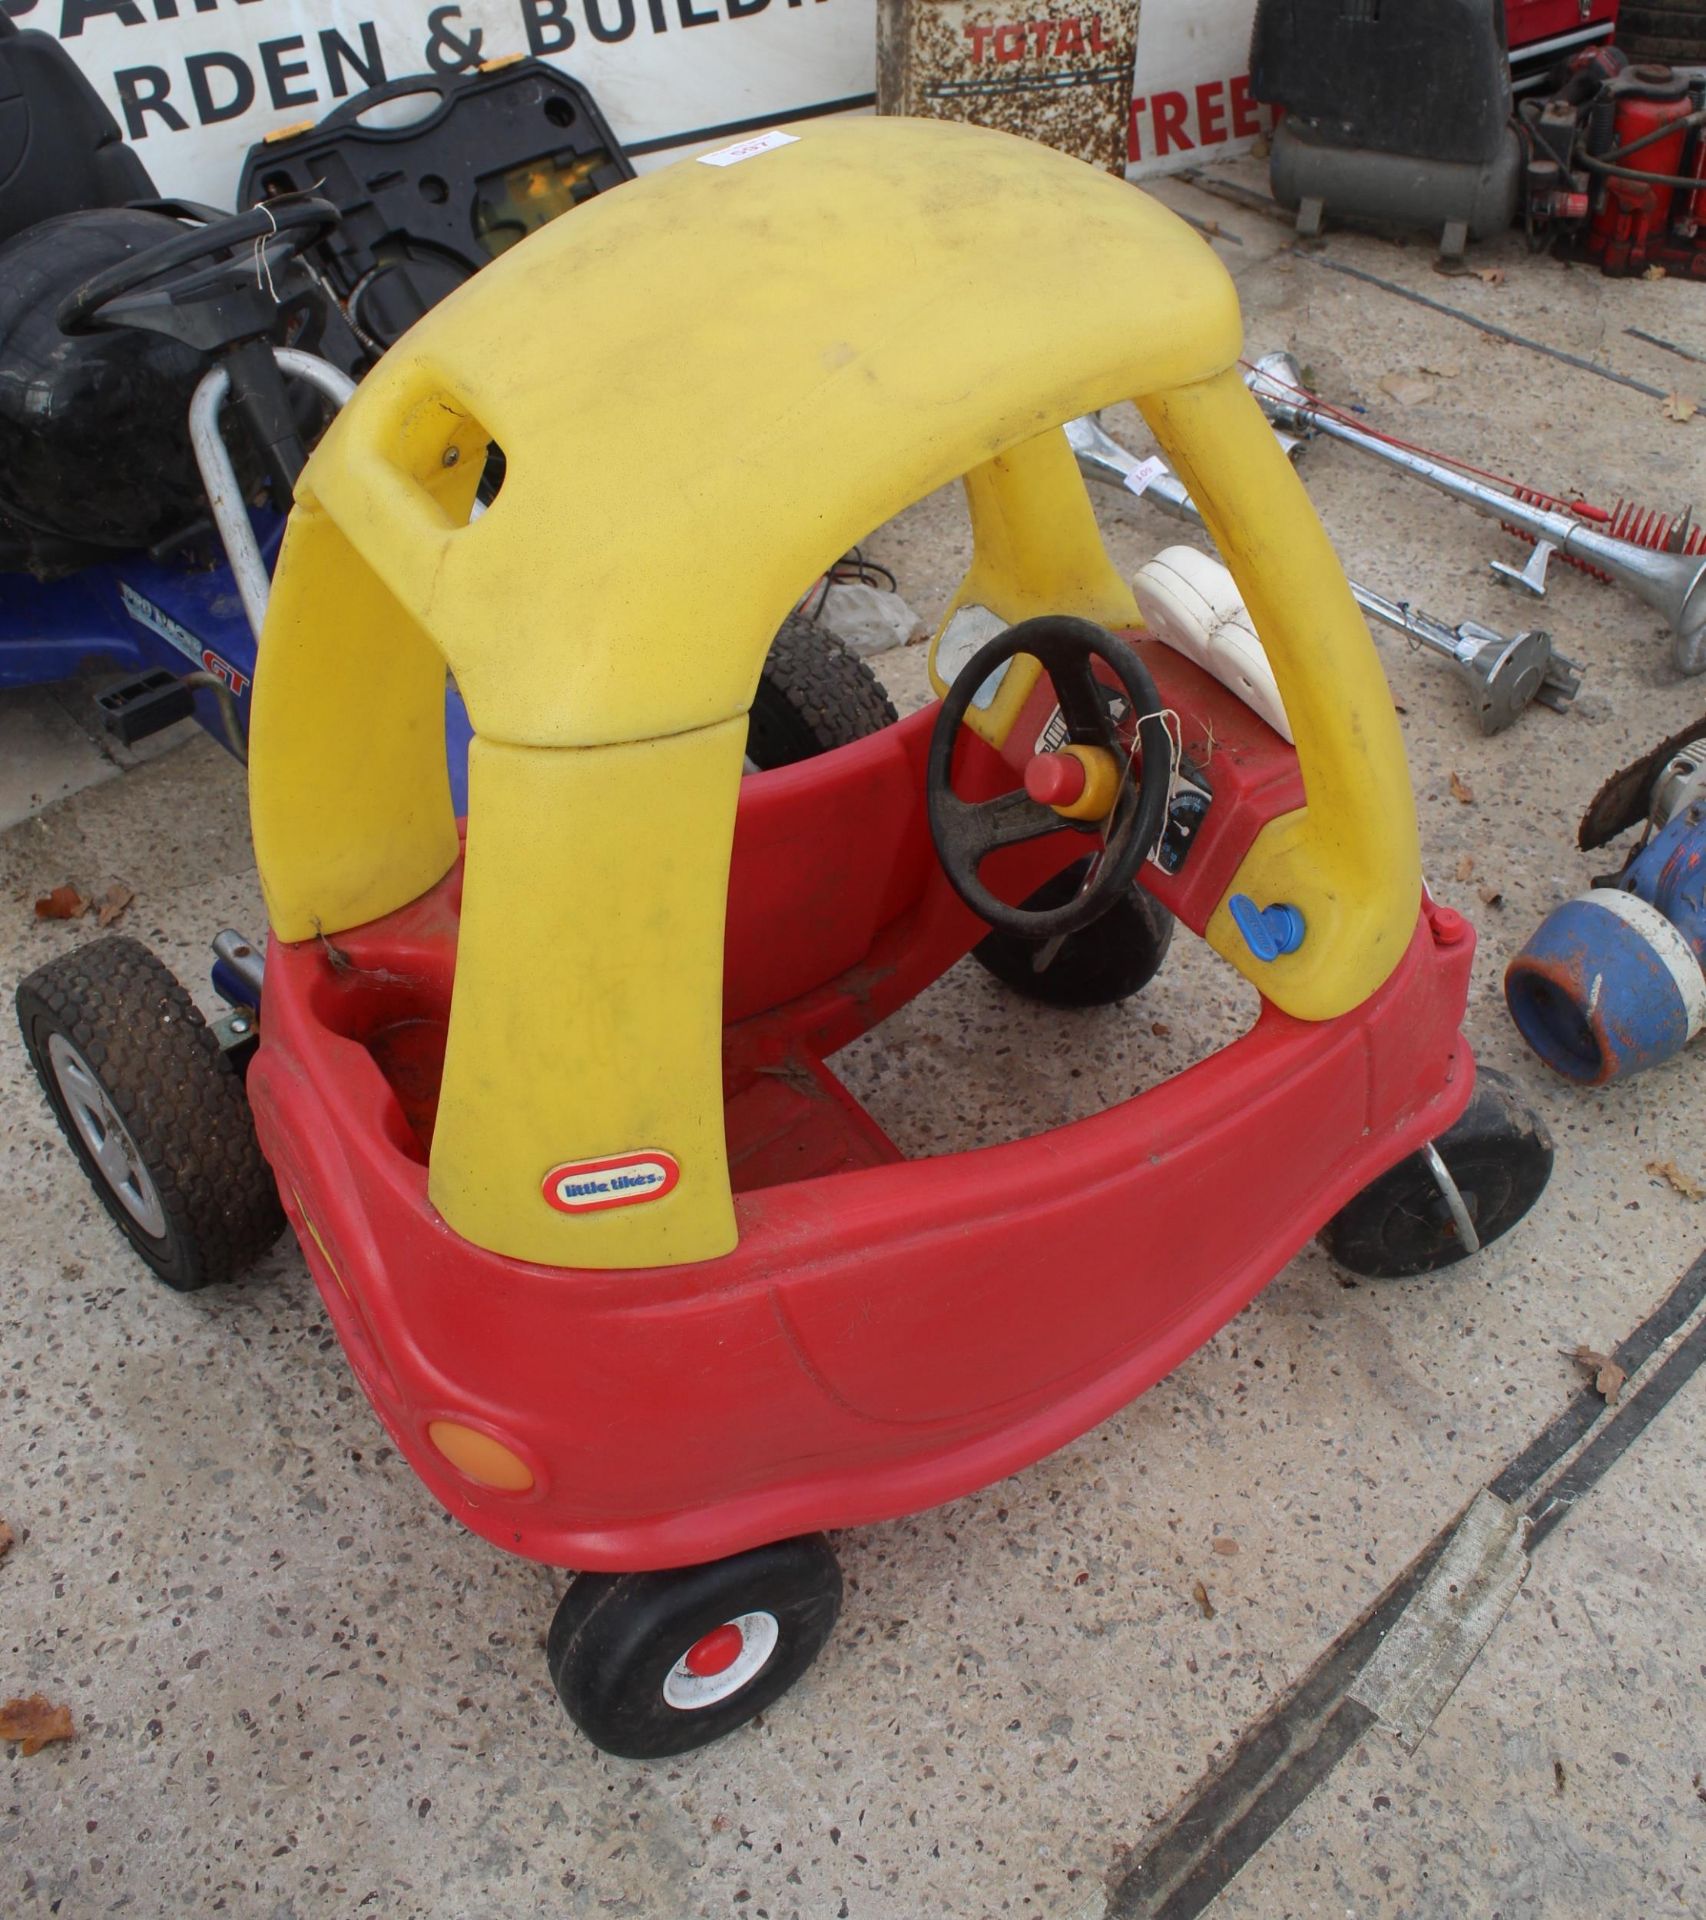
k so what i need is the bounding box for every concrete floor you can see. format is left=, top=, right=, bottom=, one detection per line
left=4, top=160, right=1705, bottom=1918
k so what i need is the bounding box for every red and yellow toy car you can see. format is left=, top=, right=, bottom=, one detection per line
left=19, top=117, right=1551, bottom=1758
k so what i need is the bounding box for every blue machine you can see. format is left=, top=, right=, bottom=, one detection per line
left=0, top=16, right=476, bottom=806
left=1, top=523, right=279, bottom=707
left=2, top=513, right=476, bottom=813
left=0, top=18, right=881, bottom=837
left=1507, top=735, right=1706, bottom=1085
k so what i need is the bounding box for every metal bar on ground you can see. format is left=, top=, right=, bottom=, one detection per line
left=1301, top=255, right=1676, bottom=403
left=1625, top=327, right=1706, bottom=368
left=1102, top=1244, right=1706, bottom=1919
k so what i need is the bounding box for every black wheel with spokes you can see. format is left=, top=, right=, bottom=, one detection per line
left=17, top=937, right=283, bottom=1289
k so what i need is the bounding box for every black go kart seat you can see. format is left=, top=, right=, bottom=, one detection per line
left=0, top=16, right=156, bottom=248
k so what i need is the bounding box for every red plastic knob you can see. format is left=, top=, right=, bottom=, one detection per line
left=1430, top=905, right=1469, bottom=948
left=1024, top=751, right=1087, bottom=808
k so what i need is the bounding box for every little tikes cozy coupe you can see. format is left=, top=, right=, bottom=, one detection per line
left=19, top=117, right=1551, bottom=1759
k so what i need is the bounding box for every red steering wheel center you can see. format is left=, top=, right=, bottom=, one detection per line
left=682, top=1621, right=745, bottom=1677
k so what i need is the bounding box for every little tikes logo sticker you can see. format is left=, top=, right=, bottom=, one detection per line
left=543, top=1152, right=680, bottom=1215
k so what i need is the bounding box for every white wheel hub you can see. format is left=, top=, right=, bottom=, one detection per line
left=47, top=1032, right=167, bottom=1239
left=662, top=1610, right=780, bottom=1711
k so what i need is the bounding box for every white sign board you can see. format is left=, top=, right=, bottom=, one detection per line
left=1127, top=0, right=1265, bottom=178
left=5, top=0, right=877, bottom=200
left=10, top=0, right=1261, bottom=203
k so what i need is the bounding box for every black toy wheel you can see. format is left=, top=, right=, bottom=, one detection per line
left=1321, top=1068, right=1553, bottom=1279
left=746, top=614, right=898, bottom=769
left=972, top=857, right=1175, bottom=1008
left=17, top=937, right=284, bottom=1290
left=547, top=1534, right=842, bottom=1759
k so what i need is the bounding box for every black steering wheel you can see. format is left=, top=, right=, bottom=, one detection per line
left=927, top=614, right=1174, bottom=941
left=59, top=196, right=340, bottom=337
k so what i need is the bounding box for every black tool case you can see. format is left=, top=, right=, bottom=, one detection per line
left=239, top=58, right=634, bottom=356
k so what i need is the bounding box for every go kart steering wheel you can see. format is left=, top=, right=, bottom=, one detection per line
left=58, top=196, right=339, bottom=337
left=927, top=614, right=1175, bottom=941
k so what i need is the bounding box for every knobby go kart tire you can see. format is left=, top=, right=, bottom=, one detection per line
left=1615, top=1, right=1706, bottom=63
left=17, top=936, right=284, bottom=1290
left=547, top=1534, right=843, bottom=1759
left=972, top=857, right=1176, bottom=1008
left=1320, top=1068, right=1553, bottom=1280
left=745, top=614, right=898, bottom=769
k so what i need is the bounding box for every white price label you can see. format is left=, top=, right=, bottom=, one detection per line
left=698, top=130, right=800, bottom=168
left=1122, top=456, right=1169, bottom=499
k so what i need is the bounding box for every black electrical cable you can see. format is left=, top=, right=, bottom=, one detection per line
left=824, top=545, right=898, bottom=593
left=1598, top=107, right=1706, bottom=165
left=1577, top=149, right=1705, bottom=190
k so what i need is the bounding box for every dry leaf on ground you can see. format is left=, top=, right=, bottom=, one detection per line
left=1212, top=1537, right=1240, bottom=1556
left=1421, top=360, right=1463, bottom=379
left=1449, top=772, right=1476, bottom=805
left=1192, top=1580, right=1216, bottom=1619
left=1455, top=853, right=1476, bottom=882
left=34, top=885, right=89, bottom=922
left=1663, top=391, right=1699, bottom=425
left=1478, top=886, right=1504, bottom=909
left=1570, top=1344, right=1627, bottom=1406
left=1646, top=1158, right=1705, bottom=1200
left=0, top=1695, right=73, bottom=1756
left=94, top=882, right=134, bottom=930
left=0, top=1519, right=12, bottom=1562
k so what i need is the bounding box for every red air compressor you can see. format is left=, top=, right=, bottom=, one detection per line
left=1522, top=47, right=1706, bottom=275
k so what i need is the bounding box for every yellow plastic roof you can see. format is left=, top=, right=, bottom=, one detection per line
left=300, top=114, right=1242, bottom=750
left=249, top=122, right=1424, bottom=1269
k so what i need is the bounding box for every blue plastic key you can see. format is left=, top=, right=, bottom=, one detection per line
left=1229, top=894, right=1306, bottom=963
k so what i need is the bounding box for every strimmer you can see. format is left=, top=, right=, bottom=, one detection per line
left=1065, top=413, right=1581, bottom=733
left=1244, top=350, right=1706, bottom=675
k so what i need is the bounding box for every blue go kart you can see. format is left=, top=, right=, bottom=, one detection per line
left=0, top=18, right=893, bottom=798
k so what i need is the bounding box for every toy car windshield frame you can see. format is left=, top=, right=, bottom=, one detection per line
left=249, top=118, right=1420, bottom=1270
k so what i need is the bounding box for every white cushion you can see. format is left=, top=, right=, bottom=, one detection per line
left=1133, top=547, right=1293, bottom=743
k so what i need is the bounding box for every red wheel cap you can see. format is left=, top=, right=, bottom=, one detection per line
left=682, top=1622, right=744, bottom=1677
left=1024, top=751, right=1087, bottom=808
